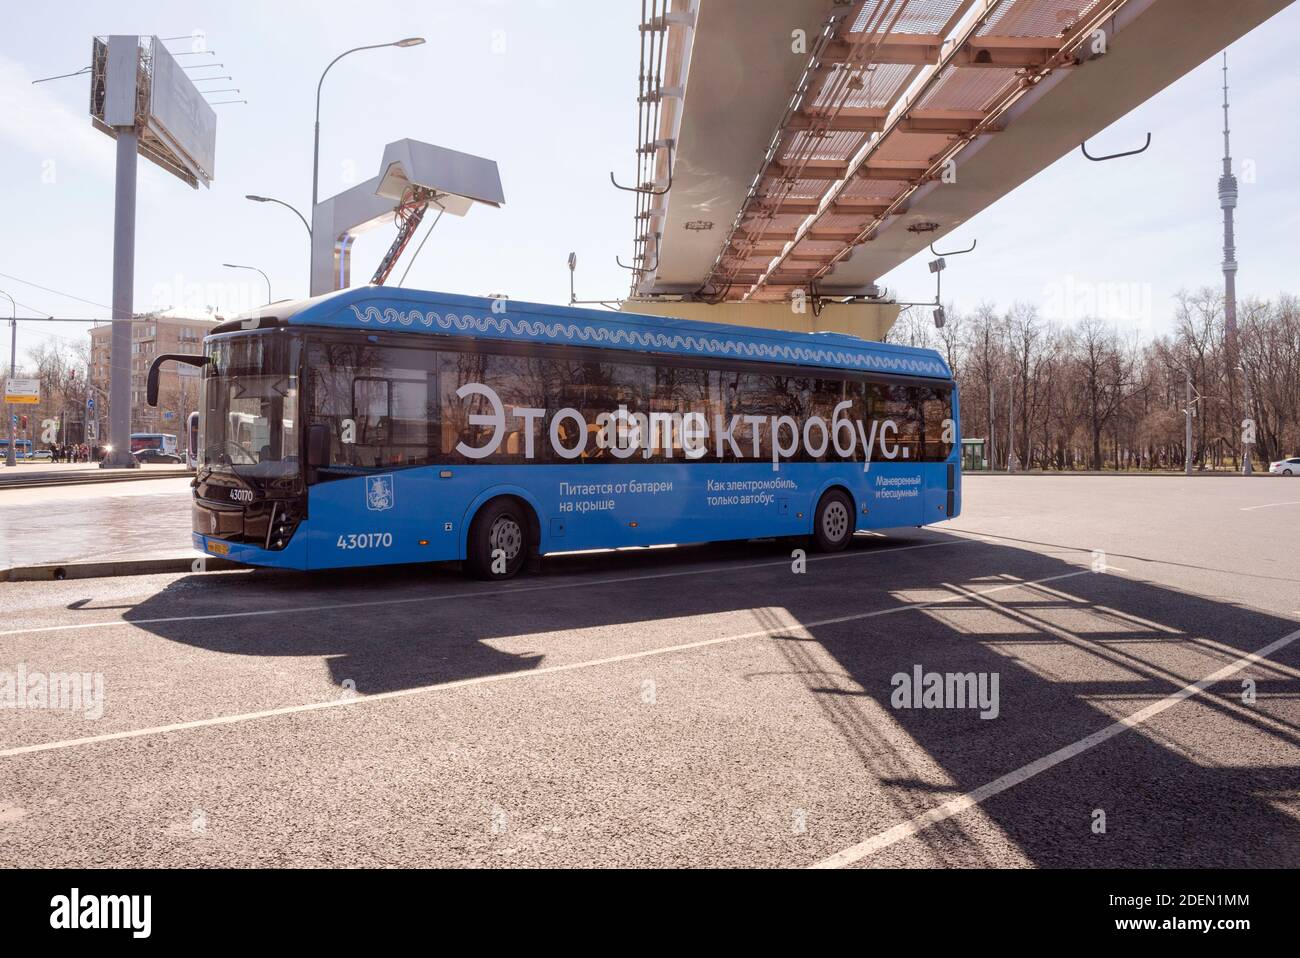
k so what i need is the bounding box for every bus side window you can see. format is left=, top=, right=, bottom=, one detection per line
left=845, top=379, right=877, bottom=462
left=796, top=378, right=844, bottom=462
left=309, top=342, right=437, bottom=471
left=438, top=350, right=548, bottom=464
left=644, top=362, right=708, bottom=463
left=920, top=387, right=953, bottom=461
left=716, top=373, right=779, bottom=462
left=881, top=384, right=921, bottom=461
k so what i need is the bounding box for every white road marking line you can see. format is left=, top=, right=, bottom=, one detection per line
left=0, top=567, right=1091, bottom=761
left=0, top=538, right=979, bottom=639
left=1240, top=501, right=1300, bottom=511
left=810, top=624, right=1300, bottom=869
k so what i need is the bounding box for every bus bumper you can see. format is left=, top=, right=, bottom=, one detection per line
left=192, top=531, right=309, bottom=570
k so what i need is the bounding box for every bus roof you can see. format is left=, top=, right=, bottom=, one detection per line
left=238, top=286, right=953, bottom=380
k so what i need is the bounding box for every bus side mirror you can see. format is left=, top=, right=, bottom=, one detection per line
left=147, top=354, right=209, bottom=407
left=307, top=424, right=331, bottom=468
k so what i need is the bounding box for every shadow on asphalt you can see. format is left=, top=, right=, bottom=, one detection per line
left=120, top=529, right=1300, bottom=867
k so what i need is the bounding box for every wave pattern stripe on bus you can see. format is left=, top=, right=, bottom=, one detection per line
left=347, top=305, right=947, bottom=376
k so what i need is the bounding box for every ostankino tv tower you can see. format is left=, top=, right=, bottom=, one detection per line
left=1218, top=52, right=1238, bottom=338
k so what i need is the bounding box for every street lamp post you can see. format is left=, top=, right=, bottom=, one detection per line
left=245, top=195, right=311, bottom=295
left=2, top=290, right=15, bottom=466
left=245, top=195, right=312, bottom=240
left=223, top=263, right=273, bottom=305
left=311, top=38, right=425, bottom=210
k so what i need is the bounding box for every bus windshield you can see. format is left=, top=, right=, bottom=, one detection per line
left=202, top=333, right=299, bottom=483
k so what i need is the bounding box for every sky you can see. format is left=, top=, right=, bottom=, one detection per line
left=0, top=0, right=1297, bottom=368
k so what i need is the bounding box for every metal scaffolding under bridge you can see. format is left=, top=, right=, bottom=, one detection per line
left=621, top=0, right=1292, bottom=306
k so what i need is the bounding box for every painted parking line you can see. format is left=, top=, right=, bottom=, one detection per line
left=0, top=567, right=1092, bottom=761
left=1240, top=500, right=1300, bottom=511
left=0, top=537, right=979, bottom=639
left=810, top=624, right=1300, bottom=869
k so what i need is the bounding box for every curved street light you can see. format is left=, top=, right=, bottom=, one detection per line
left=223, top=263, right=272, bottom=305
left=311, top=38, right=425, bottom=209
left=245, top=194, right=312, bottom=240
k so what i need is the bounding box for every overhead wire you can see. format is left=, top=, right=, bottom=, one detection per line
left=0, top=270, right=114, bottom=313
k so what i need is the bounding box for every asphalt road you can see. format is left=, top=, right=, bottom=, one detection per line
left=1, top=475, right=1298, bottom=868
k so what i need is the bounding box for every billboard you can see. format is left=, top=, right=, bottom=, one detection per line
left=146, top=38, right=217, bottom=187
left=89, top=36, right=217, bottom=189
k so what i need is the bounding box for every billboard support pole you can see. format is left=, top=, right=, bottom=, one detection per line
left=104, top=127, right=139, bottom=469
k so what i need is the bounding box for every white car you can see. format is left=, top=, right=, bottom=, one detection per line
left=30, top=449, right=53, bottom=461
left=1269, top=457, right=1300, bottom=476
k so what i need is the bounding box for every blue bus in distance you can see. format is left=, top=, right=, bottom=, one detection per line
left=148, top=287, right=960, bottom=579
left=0, top=438, right=33, bottom=460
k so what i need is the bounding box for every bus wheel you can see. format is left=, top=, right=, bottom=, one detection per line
left=468, top=498, right=530, bottom=580
left=812, top=489, right=854, bottom=552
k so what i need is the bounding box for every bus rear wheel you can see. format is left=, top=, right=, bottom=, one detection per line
left=467, top=498, right=531, bottom=580
left=812, top=489, right=855, bottom=552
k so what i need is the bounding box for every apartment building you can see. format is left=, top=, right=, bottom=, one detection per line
left=88, top=312, right=217, bottom=438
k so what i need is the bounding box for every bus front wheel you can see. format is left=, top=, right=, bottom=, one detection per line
left=467, top=498, right=532, bottom=580
left=812, top=489, right=854, bottom=553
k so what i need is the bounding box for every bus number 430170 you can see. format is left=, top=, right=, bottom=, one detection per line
left=337, top=533, right=393, bottom=550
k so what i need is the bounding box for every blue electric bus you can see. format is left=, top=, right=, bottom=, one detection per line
left=147, top=287, right=960, bottom=579
left=0, top=438, right=33, bottom=460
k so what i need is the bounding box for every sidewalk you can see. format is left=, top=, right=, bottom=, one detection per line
left=0, top=477, right=197, bottom=573
left=0, top=461, right=189, bottom=487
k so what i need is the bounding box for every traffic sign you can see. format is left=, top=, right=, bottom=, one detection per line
left=4, top=378, right=40, bottom=404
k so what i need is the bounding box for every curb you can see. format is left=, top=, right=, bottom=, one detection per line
left=1, top=555, right=243, bottom=582
left=0, top=469, right=191, bottom=490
